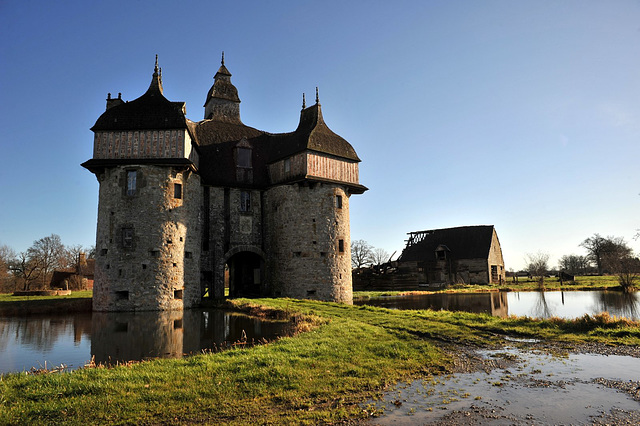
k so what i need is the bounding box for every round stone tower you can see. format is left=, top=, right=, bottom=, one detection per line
left=83, top=58, right=201, bottom=311
left=264, top=93, right=367, bottom=304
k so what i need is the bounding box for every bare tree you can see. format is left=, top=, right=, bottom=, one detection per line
left=0, top=243, right=16, bottom=293
left=580, top=234, right=631, bottom=275
left=10, top=251, right=42, bottom=291
left=351, top=239, right=373, bottom=269
left=558, top=254, right=590, bottom=275
left=370, top=247, right=390, bottom=266
left=525, top=251, right=549, bottom=289
left=27, top=234, right=65, bottom=287
left=604, top=254, right=640, bottom=292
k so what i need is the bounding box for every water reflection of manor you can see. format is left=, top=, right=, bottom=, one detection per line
left=90, top=310, right=293, bottom=364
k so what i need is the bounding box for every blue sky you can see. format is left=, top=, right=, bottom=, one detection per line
left=1, top=0, right=639, bottom=270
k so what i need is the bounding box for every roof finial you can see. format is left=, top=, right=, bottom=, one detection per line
left=302, top=93, right=306, bottom=109
left=154, top=54, right=159, bottom=74
left=315, top=87, right=319, bottom=105
left=221, top=51, right=225, bottom=66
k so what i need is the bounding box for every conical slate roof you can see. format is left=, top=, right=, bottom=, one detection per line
left=268, top=96, right=360, bottom=162
left=91, top=58, right=188, bottom=132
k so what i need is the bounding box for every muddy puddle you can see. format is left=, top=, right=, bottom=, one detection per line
left=366, top=346, right=640, bottom=424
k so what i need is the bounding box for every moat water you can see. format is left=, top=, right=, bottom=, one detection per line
left=0, top=309, right=294, bottom=374
left=355, top=290, right=640, bottom=320
left=1, top=291, right=638, bottom=375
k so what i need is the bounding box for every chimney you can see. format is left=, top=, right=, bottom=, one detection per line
left=106, top=92, right=124, bottom=110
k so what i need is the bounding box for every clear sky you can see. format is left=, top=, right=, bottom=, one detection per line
left=1, top=0, right=639, bottom=270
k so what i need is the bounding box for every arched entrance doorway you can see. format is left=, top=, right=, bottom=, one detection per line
left=225, top=251, right=264, bottom=297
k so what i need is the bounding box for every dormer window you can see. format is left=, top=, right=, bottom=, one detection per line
left=237, top=147, right=252, bottom=168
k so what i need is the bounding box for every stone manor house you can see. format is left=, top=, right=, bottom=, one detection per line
left=82, top=56, right=367, bottom=311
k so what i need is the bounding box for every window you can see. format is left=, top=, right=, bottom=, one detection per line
left=115, top=290, right=129, bottom=301
left=284, top=158, right=291, bottom=173
left=174, top=183, right=182, bottom=199
left=338, top=239, right=345, bottom=253
left=240, top=191, right=251, bottom=212
left=174, top=289, right=183, bottom=300
left=126, top=170, right=137, bottom=196
left=122, top=227, right=134, bottom=248
left=335, top=195, right=343, bottom=209
left=237, top=147, right=252, bottom=168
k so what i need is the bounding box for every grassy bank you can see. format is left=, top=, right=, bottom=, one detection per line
left=0, top=290, right=92, bottom=316
left=1, top=298, right=639, bottom=425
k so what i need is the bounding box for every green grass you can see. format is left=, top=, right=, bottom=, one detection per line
left=0, top=290, right=92, bottom=303
left=0, top=290, right=93, bottom=316
left=0, top=297, right=638, bottom=425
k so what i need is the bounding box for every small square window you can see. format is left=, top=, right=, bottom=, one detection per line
left=174, top=289, right=183, bottom=300
left=174, top=183, right=182, bottom=199
left=115, top=290, right=129, bottom=301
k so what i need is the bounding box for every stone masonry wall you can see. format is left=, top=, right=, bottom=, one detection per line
left=202, top=187, right=264, bottom=298
left=93, top=164, right=201, bottom=311
left=264, top=182, right=352, bottom=303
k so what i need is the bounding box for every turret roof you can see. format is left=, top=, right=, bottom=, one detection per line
left=268, top=94, right=361, bottom=162
left=91, top=57, right=188, bottom=132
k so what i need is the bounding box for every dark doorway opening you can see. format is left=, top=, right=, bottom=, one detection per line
left=226, top=252, right=264, bottom=297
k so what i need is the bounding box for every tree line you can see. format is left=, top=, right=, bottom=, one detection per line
left=351, top=239, right=392, bottom=269
left=0, top=234, right=94, bottom=293
left=526, top=233, right=639, bottom=291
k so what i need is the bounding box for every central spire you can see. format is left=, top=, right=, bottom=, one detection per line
left=203, top=52, right=241, bottom=122
left=146, top=54, right=164, bottom=95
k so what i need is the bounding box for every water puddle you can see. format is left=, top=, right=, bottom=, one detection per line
left=366, top=348, right=640, bottom=424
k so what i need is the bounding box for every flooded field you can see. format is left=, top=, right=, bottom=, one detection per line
left=368, top=344, right=640, bottom=424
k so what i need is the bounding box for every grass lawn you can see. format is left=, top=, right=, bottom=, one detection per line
left=0, top=297, right=638, bottom=425
left=0, top=290, right=93, bottom=315
left=0, top=290, right=93, bottom=303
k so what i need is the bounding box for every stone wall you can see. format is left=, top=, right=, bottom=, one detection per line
left=264, top=182, right=352, bottom=303
left=487, top=228, right=506, bottom=283
left=201, top=186, right=264, bottom=298
left=93, top=164, right=201, bottom=311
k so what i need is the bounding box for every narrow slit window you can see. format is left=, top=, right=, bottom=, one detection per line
left=338, top=239, right=345, bottom=253
left=126, top=170, right=137, bottom=196
left=174, top=183, right=182, bottom=199
left=240, top=191, right=251, bottom=212
left=122, top=227, right=134, bottom=248
left=335, top=195, right=343, bottom=209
